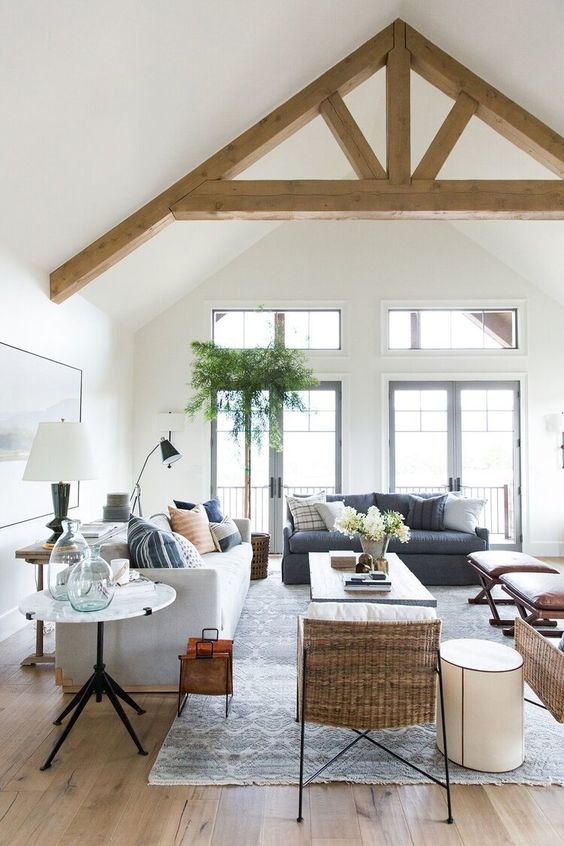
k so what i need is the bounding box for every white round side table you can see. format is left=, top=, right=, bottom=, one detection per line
left=437, top=638, right=524, bottom=773
left=19, top=584, right=176, bottom=770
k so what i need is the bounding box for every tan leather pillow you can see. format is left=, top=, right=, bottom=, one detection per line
left=168, top=505, right=216, bottom=555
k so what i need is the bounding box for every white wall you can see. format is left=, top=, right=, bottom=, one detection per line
left=133, top=220, right=564, bottom=555
left=0, top=247, right=134, bottom=640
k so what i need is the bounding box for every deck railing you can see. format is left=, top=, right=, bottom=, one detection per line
left=217, top=483, right=513, bottom=541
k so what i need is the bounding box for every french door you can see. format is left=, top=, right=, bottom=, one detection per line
left=389, top=381, right=521, bottom=548
left=212, top=382, right=341, bottom=552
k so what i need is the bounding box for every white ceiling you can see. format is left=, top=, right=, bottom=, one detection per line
left=1, top=0, right=563, bottom=328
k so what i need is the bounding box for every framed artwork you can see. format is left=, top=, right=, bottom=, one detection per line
left=0, top=342, right=83, bottom=529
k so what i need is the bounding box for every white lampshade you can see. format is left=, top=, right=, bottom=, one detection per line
left=22, top=421, right=98, bottom=481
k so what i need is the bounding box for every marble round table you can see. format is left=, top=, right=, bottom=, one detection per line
left=19, top=584, right=176, bottom=770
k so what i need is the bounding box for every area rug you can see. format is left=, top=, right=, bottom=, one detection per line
left=149, top=567, right=564, bottom=786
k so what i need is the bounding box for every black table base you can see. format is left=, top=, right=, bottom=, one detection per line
left=41, top=620, right=148, bottom=770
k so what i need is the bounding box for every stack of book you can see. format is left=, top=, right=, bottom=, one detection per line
left=81, top=521, right=126, bottom=541
left=116, top=572, right=156, bottom=597
left=343, top=572, right=392, bottom=592
left=329, top=550, right=359, bottom=570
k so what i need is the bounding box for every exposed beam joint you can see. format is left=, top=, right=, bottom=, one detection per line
left=320, top=93, right=386, bottom=179
left=407, top=24, right=564, bottom=178
left=50, top=24, right=394, bottom=302
left=171, top=179, right=564, bottom=220
left=386, top=20, right=411, bottom=184
left=413, top=91, right=478, bottom=179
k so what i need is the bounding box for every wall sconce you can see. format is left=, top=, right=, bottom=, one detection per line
left=158, top=412, right=186, bottom=444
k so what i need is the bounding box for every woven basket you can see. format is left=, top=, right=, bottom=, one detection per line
left=250, top=533, right=270, bottom=580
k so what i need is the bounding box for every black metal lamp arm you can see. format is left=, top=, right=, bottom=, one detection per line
left=129, top=442, right=162, bottom=517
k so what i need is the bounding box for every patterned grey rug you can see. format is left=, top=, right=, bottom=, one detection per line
left=149, top=568, right=564, bottom=786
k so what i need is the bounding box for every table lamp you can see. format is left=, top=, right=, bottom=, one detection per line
left=22, top=419, right=98, bottom=547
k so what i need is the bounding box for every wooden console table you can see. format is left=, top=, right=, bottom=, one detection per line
left=15, top=543, right=54, bottom=666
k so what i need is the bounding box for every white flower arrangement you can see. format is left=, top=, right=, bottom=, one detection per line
left=334, top=505, right=410, bottom=543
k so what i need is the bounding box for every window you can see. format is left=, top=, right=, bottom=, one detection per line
left=388, top=309, right=517, bottom=350
left=212, top=309, right=341, bottom=350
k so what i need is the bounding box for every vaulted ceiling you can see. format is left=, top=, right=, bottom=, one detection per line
left=1, top=0, right=563, bottom=328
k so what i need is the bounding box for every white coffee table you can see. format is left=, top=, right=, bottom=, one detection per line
left=308, top=552, right=437, bottom=607
left=19, top=583, right=176, bottom=770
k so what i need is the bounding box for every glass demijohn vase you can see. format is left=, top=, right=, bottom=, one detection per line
left=48, top=518, right=91, bottom=601
left=67, top=544, right=116, bottom=612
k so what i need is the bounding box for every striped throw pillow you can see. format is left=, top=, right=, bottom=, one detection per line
left=168, top=505, right=216, bottom=555
left=128, top=516, right=185, bottom=569
left=406, top=494, right=448, bottom=531
left=209, top=516, right=242, bottom=552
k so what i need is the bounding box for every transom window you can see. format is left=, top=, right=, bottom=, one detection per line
left=388, top=308, right=518, bottom=350
left=212, top=309, right=341, bottom=350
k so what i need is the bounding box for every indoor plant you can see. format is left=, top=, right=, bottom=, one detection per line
left=334, top=505, right=410, bottom=564
left=186, top=339, right=317, bottom=518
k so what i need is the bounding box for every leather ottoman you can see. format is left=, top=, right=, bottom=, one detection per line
left=500, top=572, right=564, bottom=636
left=467, top=551, right=558, bottom=627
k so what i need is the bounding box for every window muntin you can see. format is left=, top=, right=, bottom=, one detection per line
left=212, top=309, right=340, bottom=350
left=388, top=309, right=517, bottom=350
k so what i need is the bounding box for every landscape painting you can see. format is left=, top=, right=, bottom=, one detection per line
left=0, top=343, right=82, bottom=529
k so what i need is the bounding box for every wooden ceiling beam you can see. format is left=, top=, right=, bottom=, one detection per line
left=406, top=24, right=564, bottom=178
left=171, top=179, right=564, bottom=220
left=49, top=24, right=394, bottom=302
left=386, top=20, right=411, bottom=184
left=413, top=91, right=478, bottom=179
left=319, top=93, right=386, bottom=179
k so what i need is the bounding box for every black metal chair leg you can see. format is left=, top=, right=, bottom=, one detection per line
left=297, top=649, right=307, bottom=823
left=105, top=672, right=146, bottom=714
left=437, top=652, right=454, bottom=824
left=40, top=675, right=96, bottom=770
left=104, top=675, right=148, bottom=756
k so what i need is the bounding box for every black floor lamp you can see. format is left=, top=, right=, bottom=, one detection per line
left=130, top=437, right=182, bottom=517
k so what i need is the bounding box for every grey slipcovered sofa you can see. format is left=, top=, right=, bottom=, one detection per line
left=282, top=492, right=489, bottom=586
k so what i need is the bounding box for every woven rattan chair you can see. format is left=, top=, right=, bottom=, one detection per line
left=296, top=616, right=453, bottom=824
left=514, top=616, right=564, bottom=722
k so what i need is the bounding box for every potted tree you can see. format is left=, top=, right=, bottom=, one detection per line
left=186, top=339, right=318, bottom=520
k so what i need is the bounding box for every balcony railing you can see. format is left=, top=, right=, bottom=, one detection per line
left=217, top=483, right=513, bottom=542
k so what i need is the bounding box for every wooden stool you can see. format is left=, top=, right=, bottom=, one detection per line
left=500, top=573, right=564, bottom=637
left=178, top=628, right=233, bottom=717
left=467, top=551, right=558, bottom=627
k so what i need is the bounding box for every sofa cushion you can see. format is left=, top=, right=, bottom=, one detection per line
left=287, top=492, right=327, bottom=531
left=209, top=516, right=242, bottom=552
left=169, top=505, right=216, bottom=555
left=306, top=601, right=436, bottom=621
left=128, top=516, right=186, bottom=569
left=172, top=533, right=205, bottom=568
left=289, top=530, right=362, bottom=554
left=315, top=500, right=346, bottom=530
left=375, top=492, right=445, bottom=519
left=173, top=495, right=224, bottom=523
left=327, top=492, right=375, bottom=513
left=407, top=494, right=448, bottom=531
left=388, top=529, right=487, bottom=555
left=444, top=494, right=486, bottom=533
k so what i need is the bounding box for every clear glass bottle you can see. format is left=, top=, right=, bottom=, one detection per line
left=67, top=544, right=116, bottom=612
left=48, top=519, right=90, bottom=600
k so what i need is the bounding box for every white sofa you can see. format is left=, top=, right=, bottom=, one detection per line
left=55, top=516, right=252, bottom=691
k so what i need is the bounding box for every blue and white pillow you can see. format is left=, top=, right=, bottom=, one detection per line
left=173, top=532, right=205, bottom=568
left=209, top=516, right=242, bottom=552
left=128, top=516, right=185, bottom=569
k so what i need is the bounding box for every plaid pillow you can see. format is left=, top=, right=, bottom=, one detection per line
left=287, top=493, right=327, bottom=531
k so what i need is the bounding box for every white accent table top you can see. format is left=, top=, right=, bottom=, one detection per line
left=18, top=584, right=176, bottom=624
left=441, top=638, right=523, bottom=672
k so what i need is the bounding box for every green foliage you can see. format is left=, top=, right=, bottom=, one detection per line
left=186, top=340, right=318, bottom=450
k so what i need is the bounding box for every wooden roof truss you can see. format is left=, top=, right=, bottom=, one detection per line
left=51, top=19, right=564, bottom=303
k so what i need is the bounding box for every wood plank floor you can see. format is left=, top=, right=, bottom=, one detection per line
left=1, top=611, right=563, bottom=844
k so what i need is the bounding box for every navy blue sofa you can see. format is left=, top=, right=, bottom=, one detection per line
left=282, top=492, right=489, bottom=586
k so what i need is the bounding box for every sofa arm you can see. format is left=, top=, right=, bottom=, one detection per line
left=234, top=517, right=251, bottom=543
left=283, top=521, right=294, bottom=556
left=475, top=526, right=490, bottom=548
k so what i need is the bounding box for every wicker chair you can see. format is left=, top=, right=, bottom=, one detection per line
left=296, top=616, right=453, bottom=824
left=514, top=616, right=564, bottom=722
